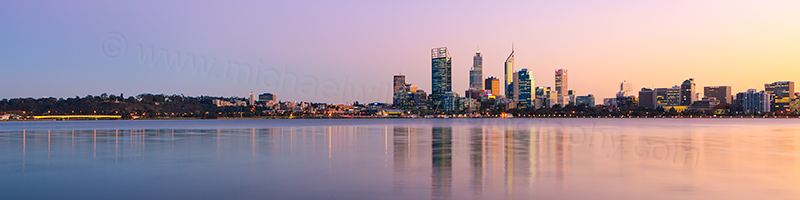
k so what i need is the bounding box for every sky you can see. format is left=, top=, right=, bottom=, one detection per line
left=2, top=0, right=799, bottom=103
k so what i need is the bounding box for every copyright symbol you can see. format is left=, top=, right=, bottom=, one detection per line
left=101, top=32, right=127, bottom=59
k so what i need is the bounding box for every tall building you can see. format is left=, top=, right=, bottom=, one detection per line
left=248, top=92, right=256, bottom=106
left=680, top=78, right=696, bottom=106
left=764, top=81, right=795, bottom=112
left=515, top=69, right=534, bottom=108
left=504, top=45, right=515, bottom=100
left=485, top=76, right=500, bottom=97
left=639, top=88, right=657, bottom=109
left=393, top=74, right=406, bottom=96
left=619, top=80, right=633, bottom=97
left=737, top=89, right=771, bottom=114
left=469, top=49, right=483, bottom=89
left=555, top=69, right=568, bottom=106
left=655, top=88, right=669, bottom=106
left=431, top=47, right=452, bottom=109
left=666, top=86, right=681, bottom=106
left=393, top=74, right=406, bottom=104
left=704, top=86, right=732, bottom=104
left=258, top=93, right=276, bottom=102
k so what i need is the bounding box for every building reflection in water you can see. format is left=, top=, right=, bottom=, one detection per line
left=431, top=127, right=452, bottom=200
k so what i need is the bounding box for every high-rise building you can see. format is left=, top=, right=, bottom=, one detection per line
left=504, top=45, right=515, bottom=100
left=704, top=86, right=732, bottom=105
left=576, top=94, right=595, bottom=106
left=393, top=74, right=406, bottom=104
left=515, top=69, right=534, bottom=108
left=431, top=47, right=452, bottom=109
left=248, top=92, right=256, bottom=106
left=442, top=92, right=459, bottom=112
left=666, top=86, right=681, bottom=106
left=764, top=81, right=795, bottom=112
left=619, top=80, right=633, bottom=97
left=258, top=93, right=276, bottom=102
left=655, top=88, right=669, bottom=106
left=555, top=69, right=568, bottom=106
left=737, top=89, right=771, bottom=114
left=485, top=76, right=500, bottom=97
left=639, top=88, right=657, bottom=109
left=680, top=78, right=696, bottom=106
left=469, top=49, right=483, bottom=90
left=393, top=74, right=406, bottom=96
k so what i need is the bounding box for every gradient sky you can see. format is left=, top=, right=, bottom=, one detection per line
left=2, top=0, right=799, bottom=103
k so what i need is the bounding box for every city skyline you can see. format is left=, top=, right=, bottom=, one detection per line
left=2, top=1, right=800, bottom=104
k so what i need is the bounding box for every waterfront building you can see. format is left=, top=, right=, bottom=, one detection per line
left=555, top=69, right=568, bottom=106
left=704, top=86, right=732, bottom=105
left=469, top=49, right=483, bottom=89
left=442, top=92, right=459, bottom=112
left=666, top=86, right=681, bottom=106
left=575, top=94, right=595, bottom=106
left=737, top=89, right=772, bottom=114
left=431, top=47, right=452, bottom=109
left=764, top=81, right=795, bottom=112
left=680, top=78, right=696, bottom=105
left=688, top=97, right=720, bottom=112
left=639, top=88, right=657, bottom=109
left=504, top=45, right=515, bottom=100
left=485, top=76, right=500, bottom=97
left=258, top=93, right=276, bottom=102
left=514, top=69, right=533, bottom=108
left=393, top=74, right=406, bottom=100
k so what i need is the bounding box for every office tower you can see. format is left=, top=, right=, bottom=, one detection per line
left=393, top=74, right=406, bottom=105
left=704, top=86, right=732, bottom=105
left=465, top=88, right=481, bottom=100
left=442, top=92, right=459, bottom=112
left=504, top=45, right=515, bottom=100
left=764, top=81, right=795, bottom=112
left=248, top=92, right=256, bottom=106
left=576, top=94, right=595, bottom=106
left=655, top=88, right=669, bottom=106
left=619, top=80, right=633, bottom=97
left=555, top=69, right=568, bottom=106
left=680, top=78, right=696, bottom=105
left=258, top=93, right=276, bottom=102
left=534, top=86, right=547, bottom=109
left=485, top=76, right=500, bottom=97
left=393, top=74, right=406, bottom=96
left=639, top=88, right=657, bottom=109
left=431, top=47, right=452, bottom=109
left=737, top=89, right=771, bottom=114
left=666, top=86, right=681, bottom=106
left=469, top=49, right=483, bottom=89
left=568, top=90, right=576, bottom=105
left=515, top=69, right=533, bottom=108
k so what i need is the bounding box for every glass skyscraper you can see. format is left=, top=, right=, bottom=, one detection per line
left=555, top=69, right=568, bottom=106
left=764, top=81, right=795, bottom=112
left=515, top=69, right=533, bottom=108
left=431, top=47, right=452, bottom=110
left=680, top=78, right=696, bottom=106
left=504, top=45, right=515, bottom=100
left=469, top=49, right=483, bottom=90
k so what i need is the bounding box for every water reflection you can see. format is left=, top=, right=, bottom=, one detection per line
left=1, top=119, right=800, bottom=199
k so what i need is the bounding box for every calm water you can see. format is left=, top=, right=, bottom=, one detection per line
left=1, top=119, right=800, bottom=199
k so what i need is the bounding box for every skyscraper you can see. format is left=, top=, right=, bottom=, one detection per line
left=704, top=86, right=732, bottom=105
left=393, top=74, right=406, bottom=96
left=431, top=47, right=452, bottom=109
left=393, top=74, right=406, bottom=104
left=485, top=76, right=500, bottom=97
left=555, top=69, right=568, bottom=106
left=680, top=78, right=696, bottom=106
left=504, top=45, right=515, bottom=100
left=666, top=86, right=681, bottom=106
left=469, top=48, right=483, bottom=90
left=764, top=81, right=795, bottom=112
left=515, top=69, right=534, bottom=108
